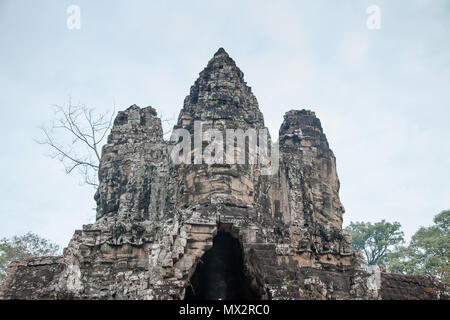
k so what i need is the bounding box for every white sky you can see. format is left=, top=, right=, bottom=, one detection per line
left=0, top=0, right=449, bottom=248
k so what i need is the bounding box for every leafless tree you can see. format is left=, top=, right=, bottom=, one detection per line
left=37, top=98, right=115, bottom=188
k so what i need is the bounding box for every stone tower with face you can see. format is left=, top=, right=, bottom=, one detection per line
left=1, top=49, right=448, bottom=300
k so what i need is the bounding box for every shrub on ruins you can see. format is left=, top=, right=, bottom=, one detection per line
left=0, top=232, right=60, bottom=284
left=346, top=220, right=404, bottom=265
left=386, top=210, right=449, bottom=282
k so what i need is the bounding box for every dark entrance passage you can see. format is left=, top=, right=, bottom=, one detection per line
left=184, top=231, right=260, bottom=300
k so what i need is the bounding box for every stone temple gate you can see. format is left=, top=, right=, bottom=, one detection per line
left=1, top=48, right=448, bottom=300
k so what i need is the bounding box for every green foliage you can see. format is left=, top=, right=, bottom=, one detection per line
left=386, top=210, right=449, bottom=282
left=346, top=220, right=404, bottom=265
left=282, top=277, right=292, bottom=286
left=212, top=100, right=219, bottom=106
left=0, top=232, right=60, bottom=284
left=441, top=249, right=450, bottom=283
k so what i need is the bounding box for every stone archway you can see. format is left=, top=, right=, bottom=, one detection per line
left=184, top=231, right=261, bottom=300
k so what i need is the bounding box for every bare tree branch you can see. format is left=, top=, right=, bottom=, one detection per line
left=36, top=98, right=115, bottom=188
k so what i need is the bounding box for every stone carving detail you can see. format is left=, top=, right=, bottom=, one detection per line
left=1, top=49, right=448, bottom=300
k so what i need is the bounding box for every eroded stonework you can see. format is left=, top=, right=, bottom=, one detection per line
left=1, top=48, right=448, bottom=300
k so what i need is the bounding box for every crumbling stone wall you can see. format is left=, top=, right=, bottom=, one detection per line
left=1, top=48, right=448, bottom=300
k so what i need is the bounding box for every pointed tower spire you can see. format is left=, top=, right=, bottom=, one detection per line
left=214, top=47, right=227, bottom=55
left=176, top=48, right=264, bottom=129
left=206, top=48, right=240, bottom=77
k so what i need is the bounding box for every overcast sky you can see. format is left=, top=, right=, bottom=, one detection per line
left=1, top=0, right=449, bottom=248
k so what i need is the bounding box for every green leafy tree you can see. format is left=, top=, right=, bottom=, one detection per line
left=387, top=210, right=449, bottom=281
left=346, top=220, right=404, bottom=265
left=0, top=232, right=60, bottom=284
